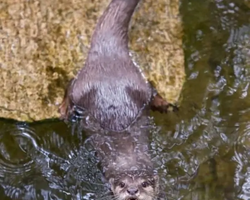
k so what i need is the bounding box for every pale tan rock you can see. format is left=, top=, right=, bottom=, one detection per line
left=131, top=0, right=185, bottom=105
left=0, top=0, right=185, bottom=121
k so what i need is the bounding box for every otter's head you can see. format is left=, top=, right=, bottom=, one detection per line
left=109, top=171, right=159, bottom=200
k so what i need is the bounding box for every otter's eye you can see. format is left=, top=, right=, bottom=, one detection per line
left=118, top=182, right=125, bottom=188
left=141, top=181, right=149, bottom=188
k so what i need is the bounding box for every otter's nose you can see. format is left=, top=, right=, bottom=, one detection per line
left=127, top=187, right=138, bottom=195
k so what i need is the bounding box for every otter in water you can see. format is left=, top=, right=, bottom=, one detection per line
left=60, top=0, right=169, bottom=199
left=88, top=119, right=161, bottom=200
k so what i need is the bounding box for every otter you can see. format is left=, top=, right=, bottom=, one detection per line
left=59, top=0, right=170, bottom=199
left=88, top=118, right=161, bottom=200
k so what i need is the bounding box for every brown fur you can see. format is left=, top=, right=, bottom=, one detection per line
left=59, top=0, right=170, bottom=132
left=60, top=0, right=154, bottom=132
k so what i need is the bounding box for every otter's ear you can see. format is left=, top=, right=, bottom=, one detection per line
left=153, top=174, right=160, bottom=194
left=59, top=79, right=75, bottom=120
left=109, top=178, right=115, bottom=191
left=153, top=174, right=159, bottom=182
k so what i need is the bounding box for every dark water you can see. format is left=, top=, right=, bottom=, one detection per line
left=1, top=0, right=250, bottom=199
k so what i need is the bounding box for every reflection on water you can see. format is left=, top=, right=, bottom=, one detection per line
left=0, top=0, right=250, bottom=199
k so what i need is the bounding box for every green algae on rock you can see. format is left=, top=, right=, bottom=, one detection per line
left=0, top=0, right=185, bottom=121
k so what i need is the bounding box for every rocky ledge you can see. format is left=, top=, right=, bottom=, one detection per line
left=0, top=0, right=185, bottom=121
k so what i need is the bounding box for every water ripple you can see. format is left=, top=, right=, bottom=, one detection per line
left=0, top=124, right=38, bottom=182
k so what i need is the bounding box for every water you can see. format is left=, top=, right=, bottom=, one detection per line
left=1, top=0, right=250, bottom=199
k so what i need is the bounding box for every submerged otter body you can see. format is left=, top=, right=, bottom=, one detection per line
left=60, top=0, right=169, bottom=199
left=89, top=116, right=160, bottom=200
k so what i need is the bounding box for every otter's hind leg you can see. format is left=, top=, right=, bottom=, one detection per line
left=148, top=81, right=178, bottom=113
left=59, top=79, right=75, bottom=121
left=150, top=91, right=179, bottom=113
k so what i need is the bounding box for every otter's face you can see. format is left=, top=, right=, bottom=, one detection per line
left=109, top=174, right=159, bottom=200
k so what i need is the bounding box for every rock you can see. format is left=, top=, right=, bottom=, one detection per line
left=131, top=0, right=185, bottom=105
left=0, top=0, right=185, bottom=121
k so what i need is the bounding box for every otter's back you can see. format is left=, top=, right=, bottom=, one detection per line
left=71, top=55, right=152, bottom=132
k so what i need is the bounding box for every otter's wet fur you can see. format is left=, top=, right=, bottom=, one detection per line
left=88, top=114, right=162, bottom=200
left=59, top=0, right=170, bottom=131
left=60, top=0, right=169, bottom=199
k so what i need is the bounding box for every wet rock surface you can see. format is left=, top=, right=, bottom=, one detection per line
left=0, top=0, right=185, bottom=121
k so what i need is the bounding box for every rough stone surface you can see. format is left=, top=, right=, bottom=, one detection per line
left=131, top=0, right=185, bottom=105
left=0, top=0, right=185, bottom=121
